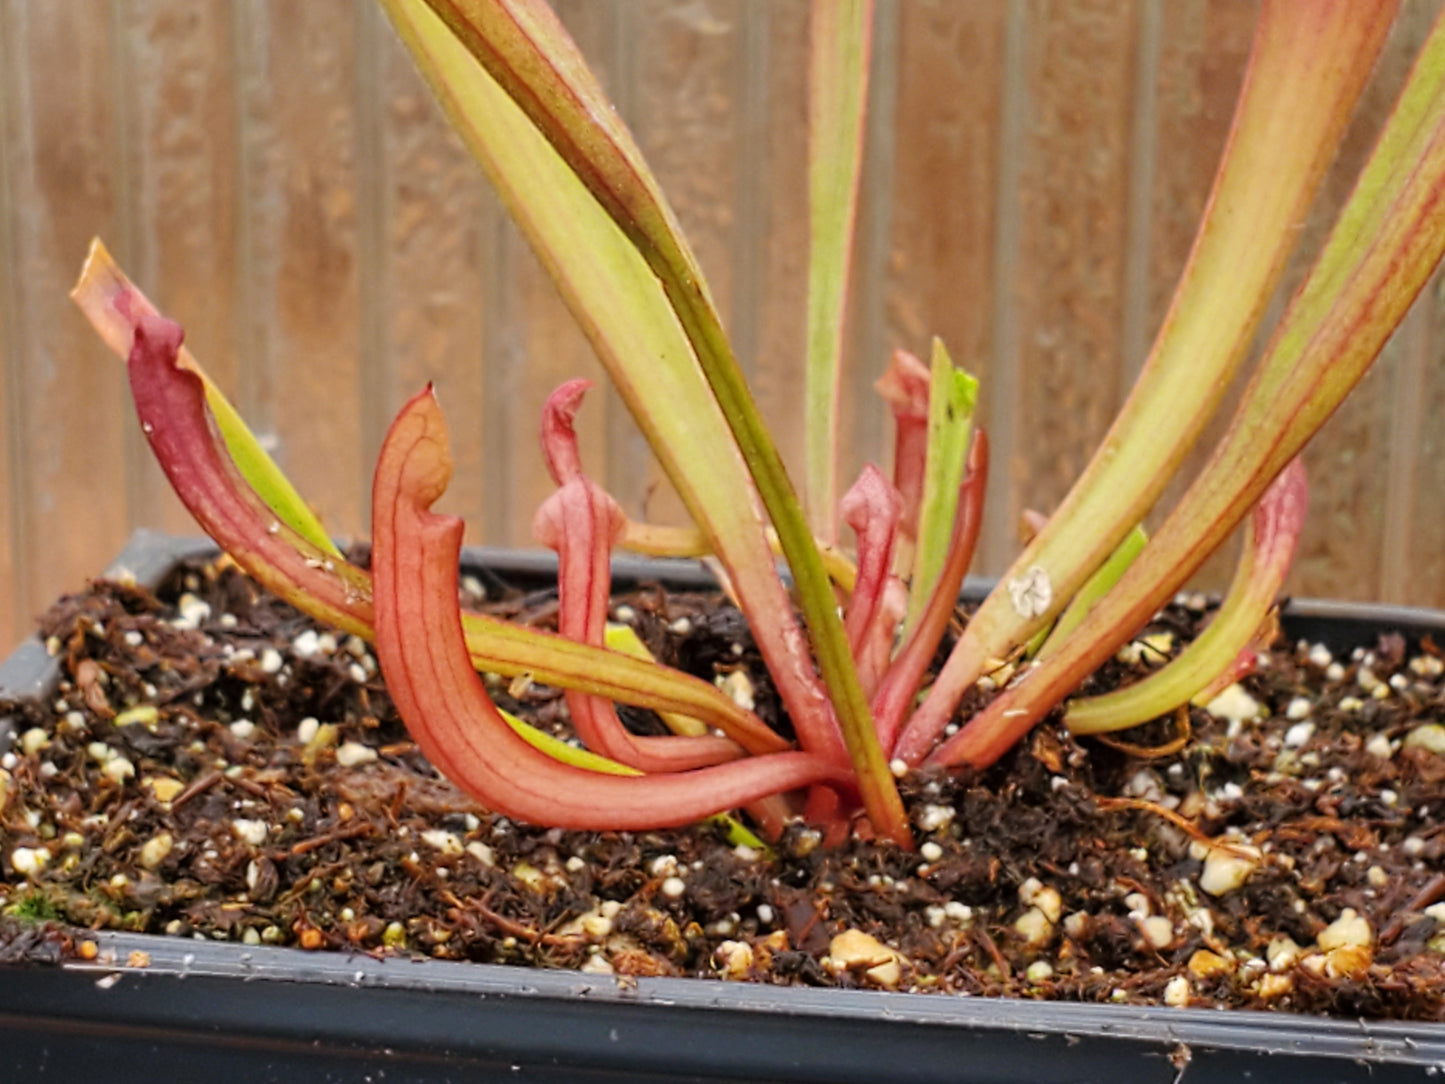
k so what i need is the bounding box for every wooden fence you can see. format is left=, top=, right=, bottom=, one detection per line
left=2, top=0, right=1443, bottom=654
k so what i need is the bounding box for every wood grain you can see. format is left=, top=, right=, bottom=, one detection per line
left=3, top=2, right=1445, bottom=657
left=0, top=0, right=129, bottom=640
left=1004, top=0, right=1139, bottom=566
left=234, top=0, right=364, bottom=540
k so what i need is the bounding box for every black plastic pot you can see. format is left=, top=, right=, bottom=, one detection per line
left=0, top=529, right=1442, bottom=1083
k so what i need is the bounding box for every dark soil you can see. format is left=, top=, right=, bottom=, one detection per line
left=0, top=553, right=1442, bottom=1021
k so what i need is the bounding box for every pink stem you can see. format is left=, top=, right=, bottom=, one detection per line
left=875, top=430, right=988, bottom=754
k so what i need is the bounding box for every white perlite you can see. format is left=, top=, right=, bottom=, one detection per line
left=1163, top=975, right=1191, bottom=1007
left=1007, top=566, right=1052, bottom=619
left=421, top=830, right=464, bottom=856
left=1203, top=684, right=1263, bottom=725
left=1318, top=908, right=1373, bottom=950
left=232, top=819, right=268, bottom=846
left=335, top=742, right=378, bottom=767
left=1404, top=723, right=1445, bottom=755
left=1197, top=842, right=1261, bottom=896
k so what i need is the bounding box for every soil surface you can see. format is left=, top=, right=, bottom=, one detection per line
left=0, top=553, right=1442, bottom=1021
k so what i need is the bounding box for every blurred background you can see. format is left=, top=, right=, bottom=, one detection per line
left=2, top=0, right=1444, bottom=654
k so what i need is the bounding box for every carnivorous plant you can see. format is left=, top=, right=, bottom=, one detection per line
left=74, top=0, right=1445, bottom=850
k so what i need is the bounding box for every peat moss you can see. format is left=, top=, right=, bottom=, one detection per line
left=0, top=555, right=1441, bottom=1020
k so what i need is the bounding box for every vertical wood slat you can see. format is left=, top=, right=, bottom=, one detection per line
left=1009, top=0, right=1139, bottom=541
left=234, top=0, right=364, bottom=537
left=115, top=0, right=241, bottom=536
left=0, top=0, right=129, bottom=643
left=4, top=3, right=1445, bottom=657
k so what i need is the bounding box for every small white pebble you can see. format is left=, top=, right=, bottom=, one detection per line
left=1366, top=865, right=1389, bottom=887
left=292, top=630, right=321, bottom=658
left=1307, top=644, right=1333, bottom=668
left=260, top=648, right=284, bottom=674
left=1163, top=975, right=1191, bottom=1007
left=10, top=847, right=50, bottom=876
left=612, top=605, right=635, bottom=623
left=335, top=742, right=377, bottom=768
left=1409, top=654, right=1444, bottom=677
left=919, top=841, right=943, bottom=863
left=718, top=670, right=755, bottom=711
left=1380, top=788, right=1398, bottom=807
left=420, top=830, right=464, bottom=856
left=1317, top=908, right=1373, bottom=950
left=1283, top=721, right=1315, bottom=748
left=916, top=804, right=956, bottom=832
left=1356, top=666, right=1383, bottom=694
left=1015, top=907, right=1053, bottom=946
left=1025, top=960, right=1054, bottom=984
left=661, top=876, right=687, bottom=899
left=296, top=717, right=320, bottom=744
left=20, top=728, right=50, bottom=755
left=1404, top=723, right=1445, bottom=755
left=466, top=841, right=495, bottom=866
left=1204, top=684, right=1262, bottom=725
left=756, top=903, right=775, bottom=924
left=229, top=720, right=256, bottom=740
left=1285, top=698, right=1312, bottom=721
left=1423, top=903, right=1445, bottom=924
left=1389, top=673, right=1411, bottom=692
left=123, top=630, right=144, bottom=648
left=102, top=757, right=136, bottom=785
left=889, top=758, right=908, bottom=779
left=176, top=593, right=211, bottom=628
left=1365, top=733, right=1395, bottom=760
left=1199, top=845, right=1261, bottom=897
left=232, top=819, right=268, bottom=846
left=943, top=901, right=973, bottom=926
left=1267, top=936, right=1301, bottom=971
left=139, top=832, right=173, bottom=870
left=1402, top=836, right=1426, bottom=857
left=579, top=955, right=614, bottom=975
left=1139, top=915, right=1174, bottom=949
left=348, top=662, right=368, bottom=684
left=1024, top=883, right=1063, bottom=925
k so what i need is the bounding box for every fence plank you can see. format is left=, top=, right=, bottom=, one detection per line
left=234, top=0, right=364, bottom=541
left=747, top=5, right=811, bottom=497
left=1005, top=0, right=1139, bottom=556
left=5, top=2, right=1445, bottom=656
left=364, top=11, right=496, bottom=543
left=115, top=0, right=242, bottom=535
left=0, top=0, right=129, bottom=645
